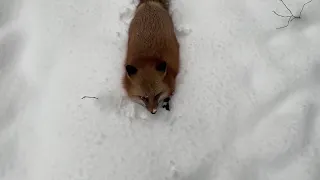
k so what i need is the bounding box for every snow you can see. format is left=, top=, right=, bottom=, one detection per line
left=1, top=0, right=320, bottom=179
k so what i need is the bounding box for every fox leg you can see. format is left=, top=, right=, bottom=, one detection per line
left=162, top=97, right=171, bottom=111
left=162, top=89, right=174, bottom=111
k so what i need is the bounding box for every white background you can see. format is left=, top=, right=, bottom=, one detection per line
left=1, top=0, right=320, bottom=179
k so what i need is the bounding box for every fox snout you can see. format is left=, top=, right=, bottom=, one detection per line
left=147, top=102, right=158, bottom=114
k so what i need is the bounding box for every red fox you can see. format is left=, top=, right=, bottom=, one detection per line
left=122, top=0, right=180, bottom=114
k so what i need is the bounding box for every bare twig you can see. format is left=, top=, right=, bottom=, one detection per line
left=279, top=0, right=294, bottom=16
left=299, top=0, right=313, bottom=17
left=273, top=0, right=313, bottom=29
left=82, top=96, right=99, bottom=100
left=272, top=11, right=291, bottom=18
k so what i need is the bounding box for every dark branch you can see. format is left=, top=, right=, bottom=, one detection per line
left=279, top=0, right=294, bottom=16
left=299, top=0, right=313, bottom=17
left=277, top=16, right=295, bottom=29
left=82, top=96, right=99, bottom=100
left=273, top=0, right=313, bottom=29
left=272, top=11, right=291, bottom=18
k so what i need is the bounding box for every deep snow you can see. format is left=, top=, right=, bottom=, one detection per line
left=1, top=0, right=320, bottom=179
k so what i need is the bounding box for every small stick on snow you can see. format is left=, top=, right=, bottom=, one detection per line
left=273, top=0, right=313, bottom=29
left=81, top=96, right=99, bottom=100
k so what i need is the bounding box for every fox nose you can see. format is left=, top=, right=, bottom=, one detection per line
left=147, top=101, right=158, bottom=114
left=151, top=108, right=157, bottom=114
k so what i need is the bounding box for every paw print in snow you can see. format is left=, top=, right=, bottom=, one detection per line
left=175, top=25, right=192, bottom=37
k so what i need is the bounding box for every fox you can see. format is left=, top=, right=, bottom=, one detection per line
left=122, top=0, right=180, bottom=114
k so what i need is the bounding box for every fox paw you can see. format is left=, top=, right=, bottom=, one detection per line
left=162, top=97, right=171, bottom=111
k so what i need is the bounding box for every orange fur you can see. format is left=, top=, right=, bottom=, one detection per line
left=121, top=0, right=180, bottom=114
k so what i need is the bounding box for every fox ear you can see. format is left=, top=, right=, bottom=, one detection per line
left=126, top=65, right=138, bottom=76
left=156, top=61, right=167, bottom=73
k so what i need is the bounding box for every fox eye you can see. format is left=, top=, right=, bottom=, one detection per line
left=156, top=61, right=167, bottom=72
left=139, top=96, right=148, bottom=102
left=155, top=92, right=162, bottom=99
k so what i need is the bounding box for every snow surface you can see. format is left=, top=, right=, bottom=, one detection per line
left=1, top=0, right=320, bottom=179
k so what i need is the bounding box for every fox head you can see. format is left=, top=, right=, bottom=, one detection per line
left=124, top=60, right=170, bottom=114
